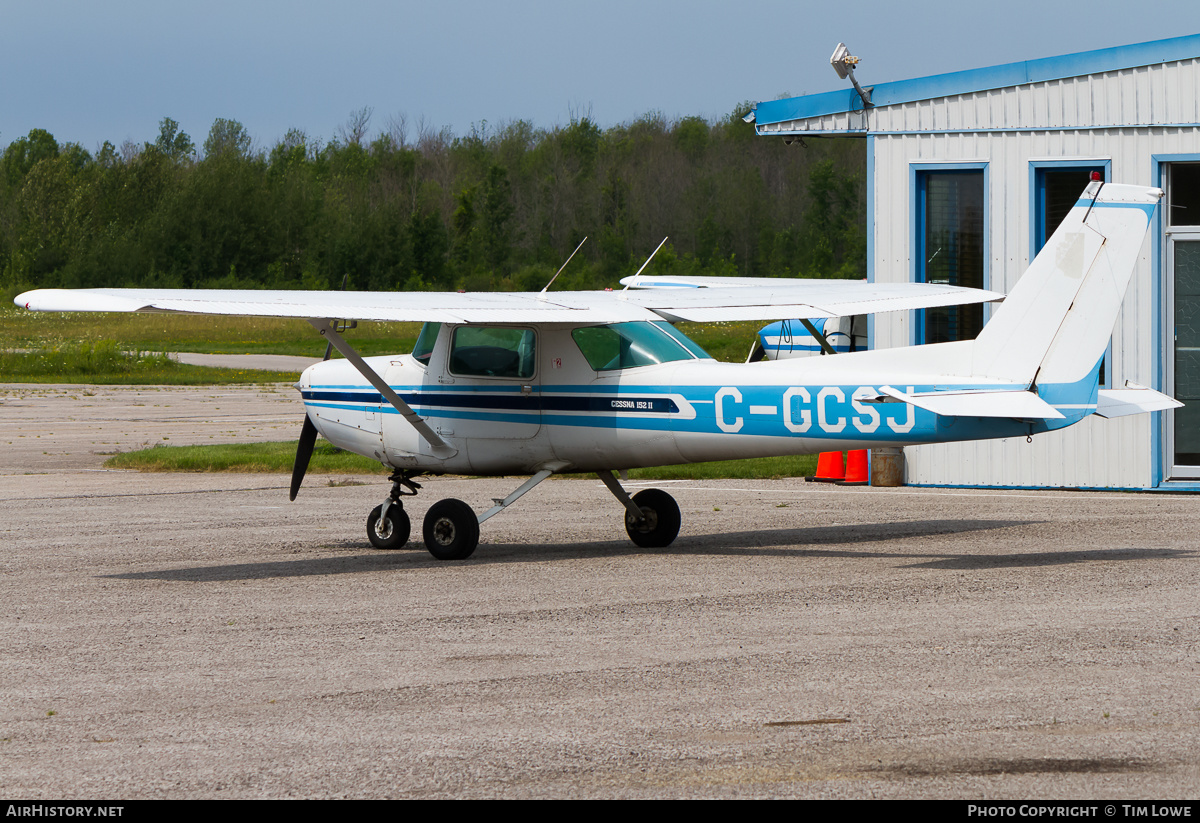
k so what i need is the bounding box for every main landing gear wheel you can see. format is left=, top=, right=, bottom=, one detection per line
left=625, top=488, right=681, bottom=548
left=422, top=498, right=480, bottom=560
left=367, top=504, right=410, bottom=550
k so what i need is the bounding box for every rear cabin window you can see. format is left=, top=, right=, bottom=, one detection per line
left=571, top=322, right=709, bottom=371
left=448, top=326, right=537, bottom=378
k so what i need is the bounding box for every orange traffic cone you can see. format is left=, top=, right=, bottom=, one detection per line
left=838, top=449, right=869, bottom=485
left=810, top=451, right=845, bottom=482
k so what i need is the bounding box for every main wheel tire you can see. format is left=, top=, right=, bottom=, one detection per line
left=367, top=504, right=411, bottom=550
left=422, top=498, right=480, bottom=560
left=625, top=488, right=681, bottom=548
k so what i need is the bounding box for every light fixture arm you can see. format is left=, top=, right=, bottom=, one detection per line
left=830, top=42, right=873, bottom=109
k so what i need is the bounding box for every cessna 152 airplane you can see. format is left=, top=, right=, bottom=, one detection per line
left=15, top=181, right=1181, bottom=560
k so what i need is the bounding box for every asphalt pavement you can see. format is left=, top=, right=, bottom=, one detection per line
left=1, top=383, right=1197, bottom=799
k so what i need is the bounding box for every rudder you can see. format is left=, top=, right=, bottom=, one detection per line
left=969, top=182, right=1160, bottom=386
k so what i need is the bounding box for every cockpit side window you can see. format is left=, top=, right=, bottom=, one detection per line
left=571, top=321, right=706, bottom=372
left=449, top=326, right=537, bottom=378
left=412, top=322, right=441, bottom=367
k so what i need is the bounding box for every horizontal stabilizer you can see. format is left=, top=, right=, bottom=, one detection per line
left=873, top=386, right=1065, bottom=420
left=1095, top=383, right=1183, bottom=419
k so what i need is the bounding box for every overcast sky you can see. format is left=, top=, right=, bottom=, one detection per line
left=2, top=0, right=1198, bottom=153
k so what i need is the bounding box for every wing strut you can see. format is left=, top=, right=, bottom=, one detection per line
left=308, top=318, right=457, bottom=459
left=797, top=318, right=837, bottom=355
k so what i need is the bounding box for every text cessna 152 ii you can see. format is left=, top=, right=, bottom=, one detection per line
left=16, top=182, right=1182, bottom=560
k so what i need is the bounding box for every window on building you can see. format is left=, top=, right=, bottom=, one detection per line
left=1168, top=162, right=1200, bottom=471
left=1035, top=166, right=1106, bottom=250
left=916, top=170, right=985, bottom=344
left=1168, top=163, right=1200, bottom=229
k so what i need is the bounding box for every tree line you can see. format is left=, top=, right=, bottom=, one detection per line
left=1, top=108, right=866, bottom=300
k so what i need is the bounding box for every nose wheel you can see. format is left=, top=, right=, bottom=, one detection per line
left=367, top=503, right=411, bottom=550
left=365, top=469, right=422, bottom=551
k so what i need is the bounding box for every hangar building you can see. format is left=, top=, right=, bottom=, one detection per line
left=748, top=33, right=1200, bottom=489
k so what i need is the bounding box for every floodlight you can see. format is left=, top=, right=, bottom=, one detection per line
left=829, top=42, right=872, bottom=108
left=830, top=43, right=856, bottom=80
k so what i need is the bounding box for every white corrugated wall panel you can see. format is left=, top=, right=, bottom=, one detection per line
left=870, top=122, right=1200, bottom=488
left=763, top=60, right=1200, bottom=489
left=846, top=61, right=1200, bottom=488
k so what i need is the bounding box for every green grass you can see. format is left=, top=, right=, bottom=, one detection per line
left=0, top=341, right=297, bottom=384
left=624, top=454, right=817, bottom=480
left=104, top=440, right=818, bottom=479
left=104, top=441, right=384, bottom=473
left=675, top=320, right=763, bottom=363
left=1, top=302, right=421, bottom=358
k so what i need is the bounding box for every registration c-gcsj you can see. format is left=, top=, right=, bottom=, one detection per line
left=716, top=385, right=916, bottom=435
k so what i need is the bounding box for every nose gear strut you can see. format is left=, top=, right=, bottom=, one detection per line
left=366, top=470, right=425, bottom=551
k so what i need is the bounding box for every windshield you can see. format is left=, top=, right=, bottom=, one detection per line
left=412, top=322, right=440, bottom=365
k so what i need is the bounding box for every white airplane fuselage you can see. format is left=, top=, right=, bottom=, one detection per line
left=298, top=325, right=1076, bottom=477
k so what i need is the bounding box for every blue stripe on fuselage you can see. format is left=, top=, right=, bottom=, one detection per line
left=304, top=360, right=1100, bottom=444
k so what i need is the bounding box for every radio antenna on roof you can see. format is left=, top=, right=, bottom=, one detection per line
left=540, top=236, right=588, bottom=293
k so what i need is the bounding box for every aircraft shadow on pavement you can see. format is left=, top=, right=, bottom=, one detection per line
left=684, top=520, right=1198, bottom=569
left=897, top=545, right=1196, bottom=569
left=99, top=518, right=1190, bottom=582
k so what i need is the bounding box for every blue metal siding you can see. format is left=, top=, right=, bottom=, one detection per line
left=753, top=33, right=1200, bottom=127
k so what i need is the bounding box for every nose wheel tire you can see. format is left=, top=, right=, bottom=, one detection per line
left=367, top=504, right=411, bottom=550
left=422, top=498, right=480, bottom=560
left=625, top=488, right=681, bottom=548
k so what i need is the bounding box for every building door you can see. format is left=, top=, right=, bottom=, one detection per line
left=1167, top=163, right=1200, bottom=478
left=915, top=169, right=986, bottom=344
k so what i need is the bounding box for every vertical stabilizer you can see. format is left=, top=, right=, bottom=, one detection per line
left=969, top=182, right=1160, bottom=385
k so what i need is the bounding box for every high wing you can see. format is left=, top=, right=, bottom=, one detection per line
left=15, top=279, right=1003, bottom=325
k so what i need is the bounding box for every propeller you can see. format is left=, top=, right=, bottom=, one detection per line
left=290, top=414, right=319, bottom=501
left=290, top=274, right=350, bottom=501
